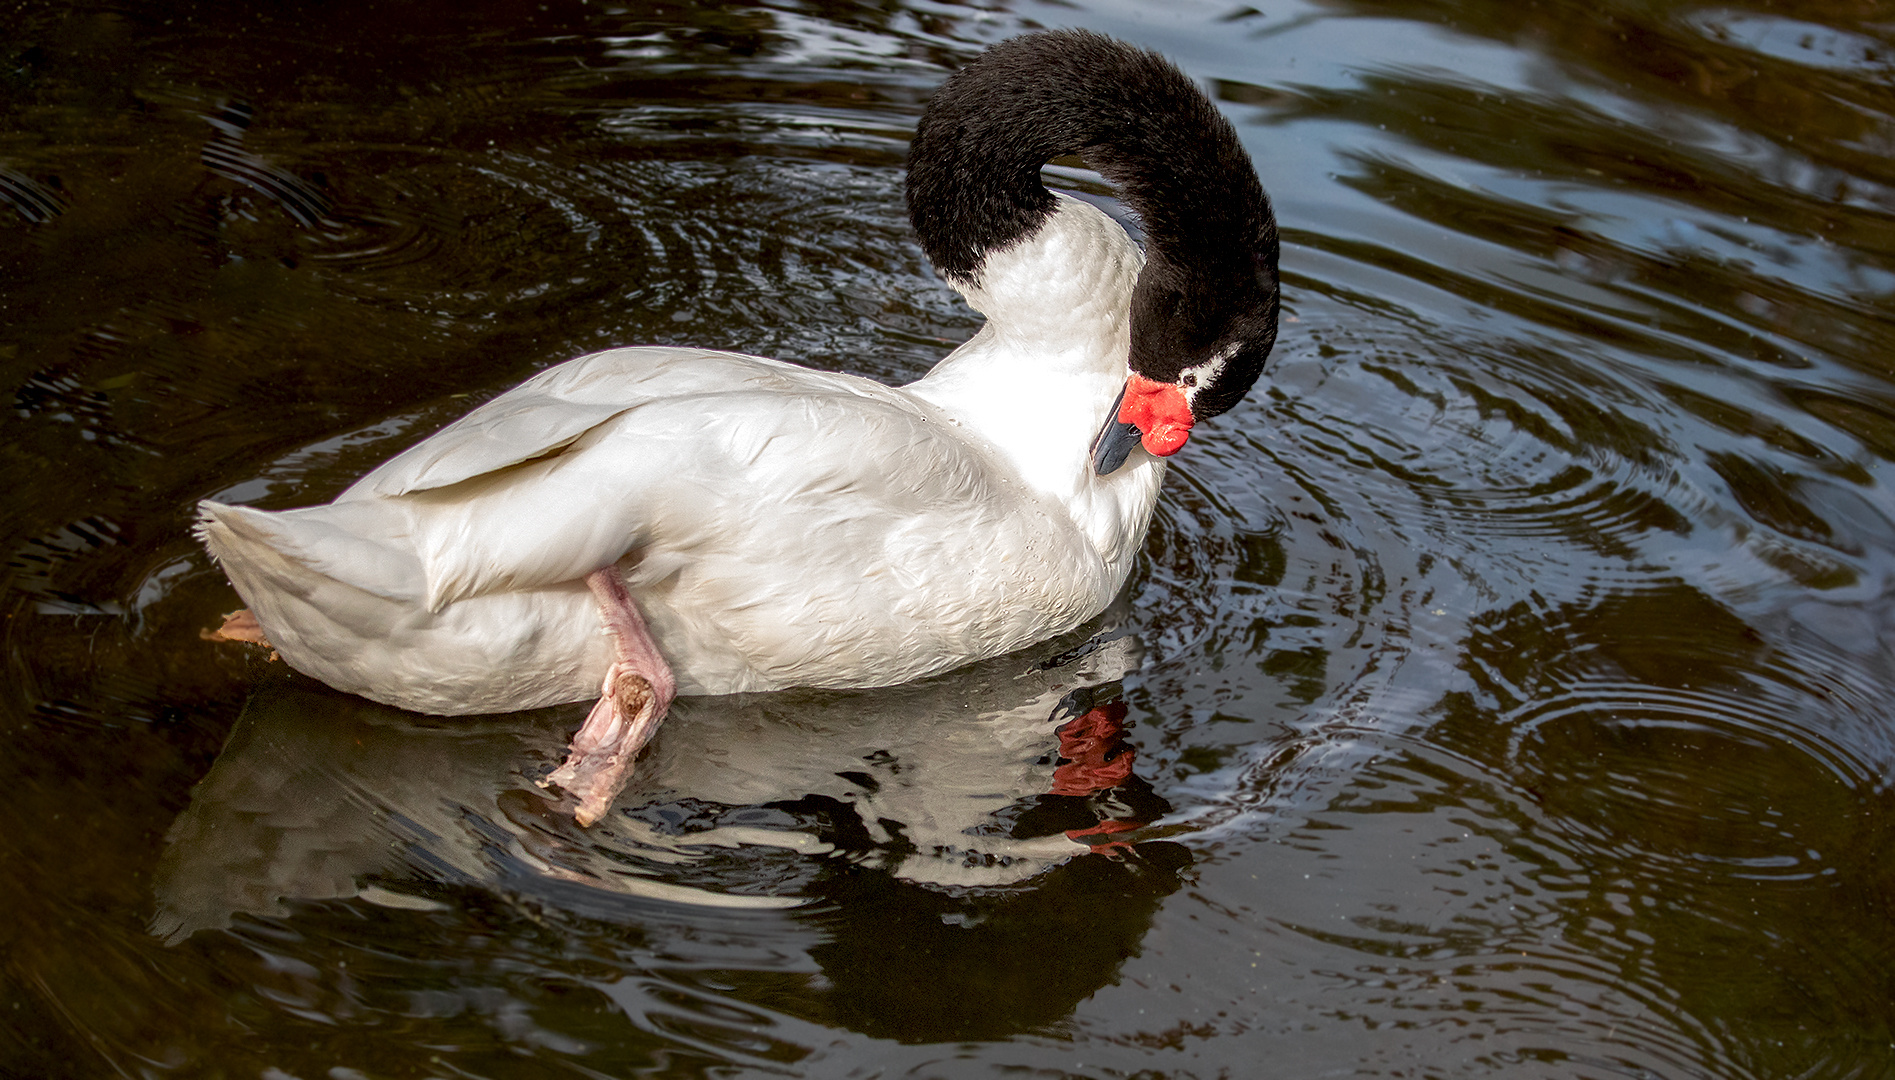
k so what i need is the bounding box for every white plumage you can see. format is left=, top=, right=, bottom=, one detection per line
left=197, top=29, right=1281, bottom=824
left=198, top=196, right=1163, bottom=714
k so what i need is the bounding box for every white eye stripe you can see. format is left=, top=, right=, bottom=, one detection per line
left=1178, top=343, right=1239, bottom=404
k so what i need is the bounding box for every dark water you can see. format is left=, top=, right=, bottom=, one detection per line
left=5, top=0, right=1895, bottom=1075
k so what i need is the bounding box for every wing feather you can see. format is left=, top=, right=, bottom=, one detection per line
left=343, top=347, right=829, bottom=501
left=212, top=345, right=1067, bottom=634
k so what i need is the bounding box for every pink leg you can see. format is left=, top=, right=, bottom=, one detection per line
left=543, top=567, right=677, bottom=826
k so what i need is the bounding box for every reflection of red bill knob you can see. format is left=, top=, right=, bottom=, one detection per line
left=1052, top=702, right=1134, bottom=796
left=1068, top=823, right=1139, bottom=857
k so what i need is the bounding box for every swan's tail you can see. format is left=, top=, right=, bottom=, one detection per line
left=194, top=499, right=603, bottom=715
left=195, top=500, right=421, bottom=698
left=196, top=499, right=423, bottom=601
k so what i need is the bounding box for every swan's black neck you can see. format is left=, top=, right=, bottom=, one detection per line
left=905, top=31, right=1279, bottom=411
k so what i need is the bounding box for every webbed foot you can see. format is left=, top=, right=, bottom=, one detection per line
left=541, top=568, right=677, bottom=826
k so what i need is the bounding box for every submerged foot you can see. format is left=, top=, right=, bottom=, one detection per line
left=544, top=664, right=667, bottom=826
left=541, top=567, right=677, bottom=826
left=201, top=608, right=278, bottom=659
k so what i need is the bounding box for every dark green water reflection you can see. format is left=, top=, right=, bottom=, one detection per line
left=5, top=0, right=1895, bottom=1076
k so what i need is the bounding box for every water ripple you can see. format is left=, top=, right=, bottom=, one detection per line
left=7, top=0, right=1895, bottom=1074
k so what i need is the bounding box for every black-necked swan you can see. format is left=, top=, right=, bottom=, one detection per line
left=196, top=29, right=1281, bottom=825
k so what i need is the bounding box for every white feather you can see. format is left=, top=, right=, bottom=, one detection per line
left=197, top=196, right=1163, bottom=715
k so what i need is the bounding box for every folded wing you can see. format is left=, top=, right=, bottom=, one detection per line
left=202, top=348, right=1020, bottom=617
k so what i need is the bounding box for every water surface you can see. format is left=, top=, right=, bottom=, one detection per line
left=5, top=0, right=1895, bottom=1076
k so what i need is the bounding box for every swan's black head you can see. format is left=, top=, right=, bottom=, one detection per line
left=902, top=30, right=1280, bottom=475
left=1096, top=236, right=1279, bottom=472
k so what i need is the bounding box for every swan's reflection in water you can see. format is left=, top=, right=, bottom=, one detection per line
left=153, top=619, right=1189, bottom=1041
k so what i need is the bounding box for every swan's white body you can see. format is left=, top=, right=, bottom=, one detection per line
left=198, top=196, right=1165, bottom=715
